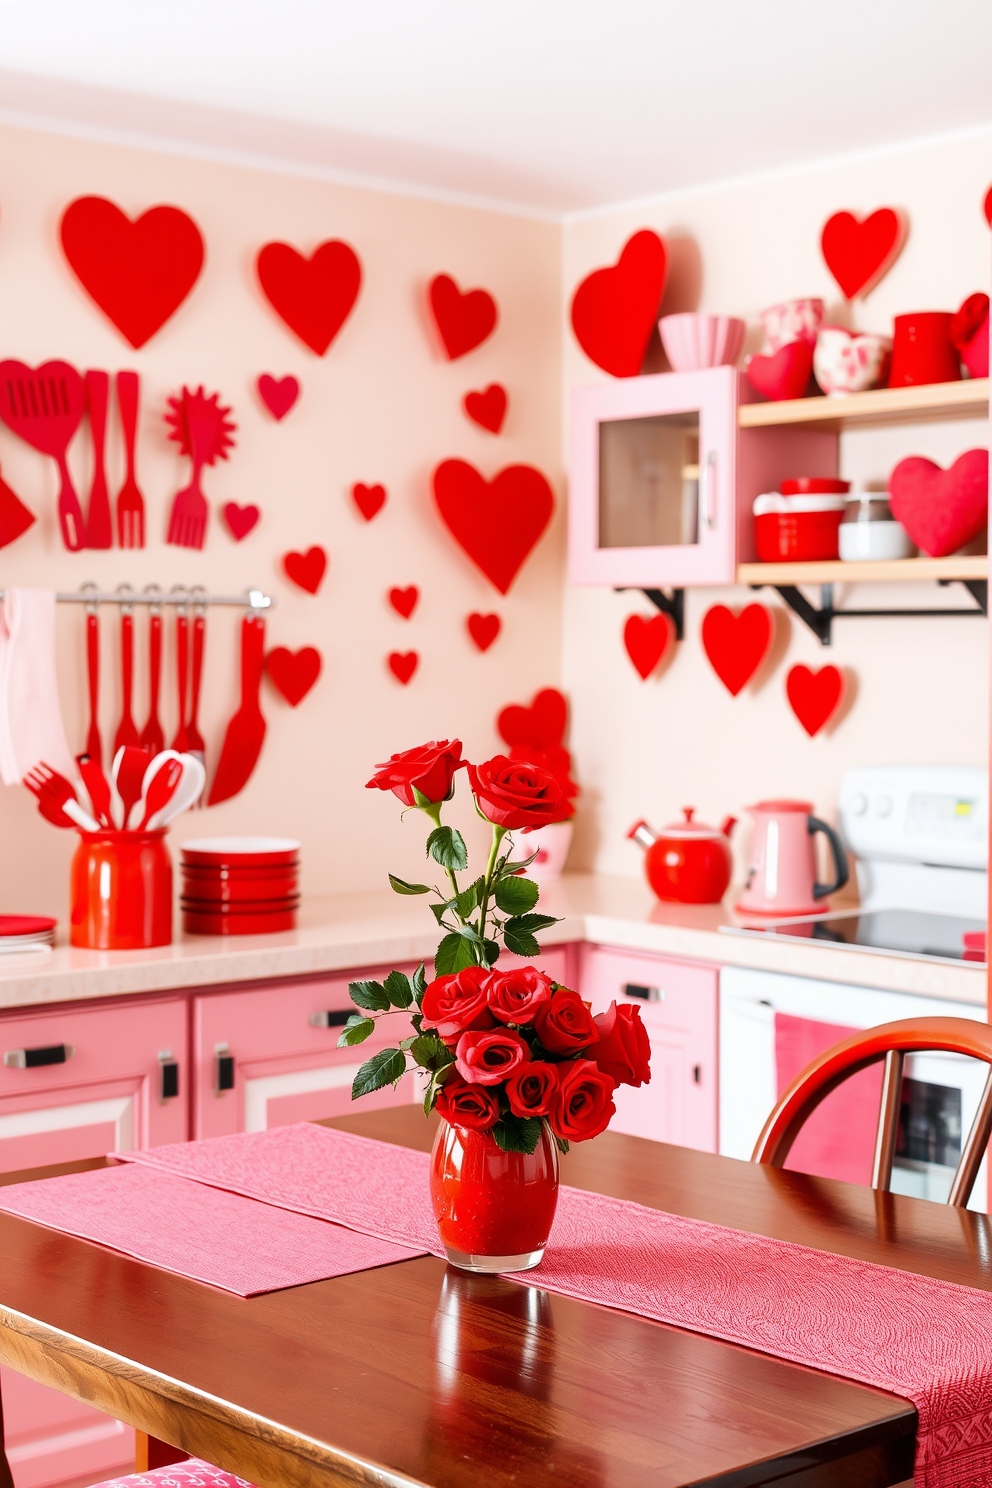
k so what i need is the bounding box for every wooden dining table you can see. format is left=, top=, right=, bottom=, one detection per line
left=0, top=1107, right=989, bottom=1488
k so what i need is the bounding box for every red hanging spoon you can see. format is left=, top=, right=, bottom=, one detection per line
left=207, top=612, right=267, bottom=805
left=185, top=607, right=207, bottom=774
left=113, top=606, right=141, bottom=754
left=139, top=606, right=165, bottom=754
left=171, top=608, right=191, bottom=752
left=85, top=608, right=102, bottom=764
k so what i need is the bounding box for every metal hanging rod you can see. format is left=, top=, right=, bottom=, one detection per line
left=0, top=587, right=274, bottom=610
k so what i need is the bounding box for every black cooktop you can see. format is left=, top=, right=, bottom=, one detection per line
left=722, top=908, right=986, bottom=967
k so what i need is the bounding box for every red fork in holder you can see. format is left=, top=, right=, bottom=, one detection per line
left=116, top=370, right=145, bottom=548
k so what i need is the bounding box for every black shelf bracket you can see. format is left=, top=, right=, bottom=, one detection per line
left=615, top=587, right=685, bottom=640
left=748, top=578, right=988, bottom=647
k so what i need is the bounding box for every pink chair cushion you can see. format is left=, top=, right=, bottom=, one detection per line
left=90, top=1460, right=256, bottom=1488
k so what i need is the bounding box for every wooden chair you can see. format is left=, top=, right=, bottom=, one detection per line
left=752, top=1016, right=992, bottom=1208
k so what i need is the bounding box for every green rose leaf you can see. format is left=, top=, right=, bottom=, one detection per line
left=494, top=876, right=540, bottom=915
left=553, top=1134, right=571, bottom=1156
left=388, top=873, right=431, bottom=895
left=336, top=1013, right=376, bottom=1048
left=423, top=1059, right=457, bottom=1115
left=351, top=1047, right=407, bottom=1099
left=411, top=961, right=427, bottom=1002
left=426, top=825, right=469, bottom=871
left=383, top=969, right=414, bottom=1008
left=483, top=938, right=501, bottom=966
left=430, top=899, right=454, bottom=926
left=498, top=848, right=539, bottom=877
left=349, top=979, right=390, bottom=1011
left=410, top=1033, right=455, bottom=1070
left=455, top=877, right=483, bottom=919
left=433, top=931, right=479, bottom=976
left=502, top=913, right=559, bottom=958
left=492, top=1116, right=543, bottom=1155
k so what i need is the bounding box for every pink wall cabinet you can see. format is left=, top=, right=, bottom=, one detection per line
left=579, top=945, right=718, bottom=1152
left=0, top=995, right=187, bottom=1488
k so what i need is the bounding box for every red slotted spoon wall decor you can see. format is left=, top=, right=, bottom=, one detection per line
left=820, top=209, right=907, bottom=300
left=570, top=230, right=668, bottom=377
left=428, top=276, right=498, bottom=359
left=432, top=459, right=554, bottom=594
left=0, top=360, right=87, bottom=551
left=701, top=604, right=774, bottom=696
left=256, top=241, right=362, bottom=355
left=60, top=196, right=204, bottom=348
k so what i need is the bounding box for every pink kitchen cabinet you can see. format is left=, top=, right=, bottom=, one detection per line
left=579, top=945, right=718, bottom=1152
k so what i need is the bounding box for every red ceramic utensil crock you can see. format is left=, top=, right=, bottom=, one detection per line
left=70, top=830, right=172, bottom=949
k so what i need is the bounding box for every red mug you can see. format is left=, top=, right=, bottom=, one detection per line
left=70, top=831, right=173, bottom=949
left=888, top=312, right=961, bottom=388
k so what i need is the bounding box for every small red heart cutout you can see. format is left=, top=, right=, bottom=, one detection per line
left=432, top=459, right=554, bottom=594
left=352, top=482, right=386, bottom=521
left=701, top=604, right=774, bottom=696
left=265, top=646, right=322, bottom=706
left=388, top=651, right=418, bottom=685
left=222, top=503, right=260, bottom=541
left=747, top=342, right=813, bottom=402
left=889, top=450, right=988, bottom=557
left=820, top=208, right=907, bottom=300
left=257, top=374, right=300, bottom=420
left=570, top=230, right=668, bottom=377
left=389, top=585, right=419, bottom=619
left=786, top=664, right=845, bottom=737
left=283, top=546, right=327, bottom=594
left=429, top=275, right=498, bottom=359
left=256, top=240, right=362, bottom=355
left=497, top=688, right=567, bottom=751
left=463, top=384, right=507, bottom=433
left=467, top=612, right=501, bottom=651
left=623, top=613, right=675, bottom=680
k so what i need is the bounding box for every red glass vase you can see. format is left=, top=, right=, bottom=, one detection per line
left=429, top=1119, right=559, bottom=1273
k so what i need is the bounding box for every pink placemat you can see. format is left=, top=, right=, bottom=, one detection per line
left=0, top=1161, right=424, bottom=1296
left=118, top=1123, right=992, bottom=1488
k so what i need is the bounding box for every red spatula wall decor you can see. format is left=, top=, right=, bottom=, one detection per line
left=820, top=209, right=907, bottom=300
left=432, top=459, right=554, bottom=594
left=570, top=230, right=668, bottom=377
left=701, top=604, right=774, bottom=696
left=60, top=196, right=204, bottom=348
left=0, top=360, right=87, bottom=550
left=428, top=276, right=498, bottom=359
left=256, top=241, right=362, bottom=355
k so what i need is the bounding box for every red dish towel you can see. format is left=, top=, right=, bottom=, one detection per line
left=775, top=1012, right=884, bottom=1186
left=117, top=1123, right=992, bottom=1488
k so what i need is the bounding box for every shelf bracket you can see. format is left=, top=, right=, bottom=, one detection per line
left=749, top=579, right=988, bottom=647
left=614, top=587, right=685, bottom=640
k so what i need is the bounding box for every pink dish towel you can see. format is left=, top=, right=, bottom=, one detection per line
left=0, top=588, right=75, bottom=786
left=119, top=1123, right=992, bottom=1488
left=0, top=1160, right=424, bottom=1296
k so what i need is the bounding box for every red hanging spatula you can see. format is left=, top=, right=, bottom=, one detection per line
left=113, top=608, right=140, bottom=754
left=208, top=612, right=267, bottom=805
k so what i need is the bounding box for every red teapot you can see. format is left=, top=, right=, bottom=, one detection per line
left=629, top=808, right=736, bottom=904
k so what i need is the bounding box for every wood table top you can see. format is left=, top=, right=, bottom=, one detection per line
left=0, top=1109, right=988, bottom=1488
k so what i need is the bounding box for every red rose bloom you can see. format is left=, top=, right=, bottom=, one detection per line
left=505, top=1061, right=559, bottom=1118
left=468, top=755, right=567, bottom=832
left=455, top=1028, right=530, bottom=1085
left=533, top=987, right=599, bottom=1055
left=487, top=967, right=554, bottom=1026
left=551, top=1059, right=616, bottom=1142
left=435, top=1075, right=500, bottom=1131
left=366, top=739, right=465, bottom=807
left=420, top=966, right=495, bottom=1045
left=592, top=1001, right=652, bottom=1088
left=509, top=744, right=579, bottom=819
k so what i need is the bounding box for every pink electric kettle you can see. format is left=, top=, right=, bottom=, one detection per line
left=737, top=799, right=849, bottom=916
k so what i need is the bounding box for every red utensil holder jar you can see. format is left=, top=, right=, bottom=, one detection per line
left=70, top=831, right=173, bottom=949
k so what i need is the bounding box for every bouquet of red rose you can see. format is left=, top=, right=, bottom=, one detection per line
left=342, top=739, right=650, bottom=1155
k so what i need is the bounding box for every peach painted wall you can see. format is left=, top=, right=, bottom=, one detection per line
left=561, top=132, right=992, bottom=886
left=0, top=124, right=563, bottom=918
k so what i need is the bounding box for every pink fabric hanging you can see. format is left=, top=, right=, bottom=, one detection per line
left=0, top=588, right=75, bottom=785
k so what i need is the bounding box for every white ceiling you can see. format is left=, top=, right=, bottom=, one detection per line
left=2, top=0, right=991, bottom=218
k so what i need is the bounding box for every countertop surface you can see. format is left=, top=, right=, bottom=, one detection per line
left=0, top=873, right=985, bottom=1011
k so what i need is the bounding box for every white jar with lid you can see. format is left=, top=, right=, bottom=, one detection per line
left=839, top=493, right=915, bottom=561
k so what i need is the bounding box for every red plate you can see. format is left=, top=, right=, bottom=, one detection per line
left=180, top=896, right=300, bottom=913
left=780, top=478, right=851, bottom=495
left=0, top=916, right=57, bottom=937
left=181, top=861, right=299, bottom=881
left=181, top=836, right=300, bottom=868
left=182, top=907, right=297, bottom=936
left=181, top=877, right=299, bottom=905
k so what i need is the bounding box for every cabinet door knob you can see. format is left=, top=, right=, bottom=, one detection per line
left=624, top=983, right=664, bottom=1002
left=308, top=1010, right=351, bottom=1028
left=4, top=1043, right=75, bottom=1069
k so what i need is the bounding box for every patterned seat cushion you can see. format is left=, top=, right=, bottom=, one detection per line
left=90, top=1460, right=256, bottom=1488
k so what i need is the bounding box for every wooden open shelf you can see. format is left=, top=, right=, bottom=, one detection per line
left=738, top=378, right=989, bottom=430
left=736, top=556, right=988, bottom=586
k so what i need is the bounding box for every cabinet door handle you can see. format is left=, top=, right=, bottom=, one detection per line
left=215, top=1043, right=235, bottom=1093
left=692, top=1064, right=702, bottom=1085
left=4, top=1043, right=75, bottom=1069
left=624, top=983, right=664, bottom=1002
left=159, top=1052, right=180, bottom=1101
left=308, top=1010, right=351, bottom=1028
left=702, top=449, right=717, bottom=530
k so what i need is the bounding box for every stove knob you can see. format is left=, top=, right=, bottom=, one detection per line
left=874, top=794, right=893, bottom=818
left=848, top=793, right=868, bottom=816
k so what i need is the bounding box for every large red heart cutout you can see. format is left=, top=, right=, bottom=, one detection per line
left=389, top=585, right=418, bottom=619
left=701, top=604, right=773, bottom=696
left=432, top=459, right=554, bottom=594
left=257, top=241, right=362, bottom=355
left=463, top=383, right=507, bottom=433
left=257, top=374, right=300, bottom=420
left=786, top=664, right=846, bottom=737
left=388, top=651, right=418, bottom=685
left=265, top=646, right=322, bottom=707
left=352, top=482, right=386, bottom=521
left=747, top=342, right=813, bottom=402
left=467, top=613, right=501, bottom=652
left=888, top=450, right=988, bottom=558
left=623, top=613, right=675, bottom=680
left=222, top=503, right=260, bottom=541
left=429, top=275, right=498, bottom=359
left=60, top=197, right=204, bottom=349
left=283, top=546, right=327, bottom=594
left=820, top=209, right=907, bottom=300
left=498, top=688, right=567, bottom=752
left=570, top=230, right=668, bottom=378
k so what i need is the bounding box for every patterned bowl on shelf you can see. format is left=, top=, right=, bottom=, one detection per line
left=659, top=313, right=746, bottom=371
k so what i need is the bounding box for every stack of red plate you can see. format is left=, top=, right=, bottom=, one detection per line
left=180, top=838, right=300, bottom=935
left=0, top=916, right=56, bottom=954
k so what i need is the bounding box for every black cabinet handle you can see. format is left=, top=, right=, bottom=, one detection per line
left=692, top=1064, right=702, bottom=1085
left=160, top=1058, right=180, bottom=1100
left=308, top=1010, right=351, bottom=1028
left=624, top=984, right=664, bottom=1002
left=215, top=1043, right=235, bottom=1093
left=4, top=1043, right=75, bottom=1069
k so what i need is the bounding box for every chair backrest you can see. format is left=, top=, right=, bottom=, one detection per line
left=752, top=1015, right=992, bottom=1208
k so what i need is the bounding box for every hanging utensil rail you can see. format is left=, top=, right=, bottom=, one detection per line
left=0, top=588, right=274, bottom=610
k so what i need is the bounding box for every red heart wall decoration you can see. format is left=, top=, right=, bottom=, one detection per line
left=283, top=546, right=327, bottom=594
left=786, top=664, right=846, bottom=737
left=888, top=450, right=989, bottom=558
left=623, top=613, right=675, bottom=680
left=352, top=482, right=386, bottom=521
left=265, top=646, right=322, bottom=707
left=60, top=197, right=204, bottom=349
left=432, top=459, right=554, bottom=594
left=498, top=688, right=567, bottom=752
left=747, top=342, right=813, bottom=402
left=463, top=384, right=507, bottom=433
left=257, top=374, right=300, bottom=420
left=467, top=613, right=501, bottom=652
left=389, top=651, right=419, bottom=685
left=820, top=209, right=907, bottom=300
left=256, top=240, right=362, bottom=355
left=389, top=585, right=419, bottom=619
left=701, top=604, right=774, bottom=696
left=428, top=275, right=498, bottom=359
left=570, top=230, right=668, bottom=378
left=222, top=503, right=260, bottom=541
left=984, top=184, right=992, bottom=228
left=0, top=466, right=36, bottom=550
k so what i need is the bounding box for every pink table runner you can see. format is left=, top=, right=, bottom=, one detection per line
left=116, top=1122, right=991, bottom=1488
left=0, top=1161, right=423, bottom=1295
